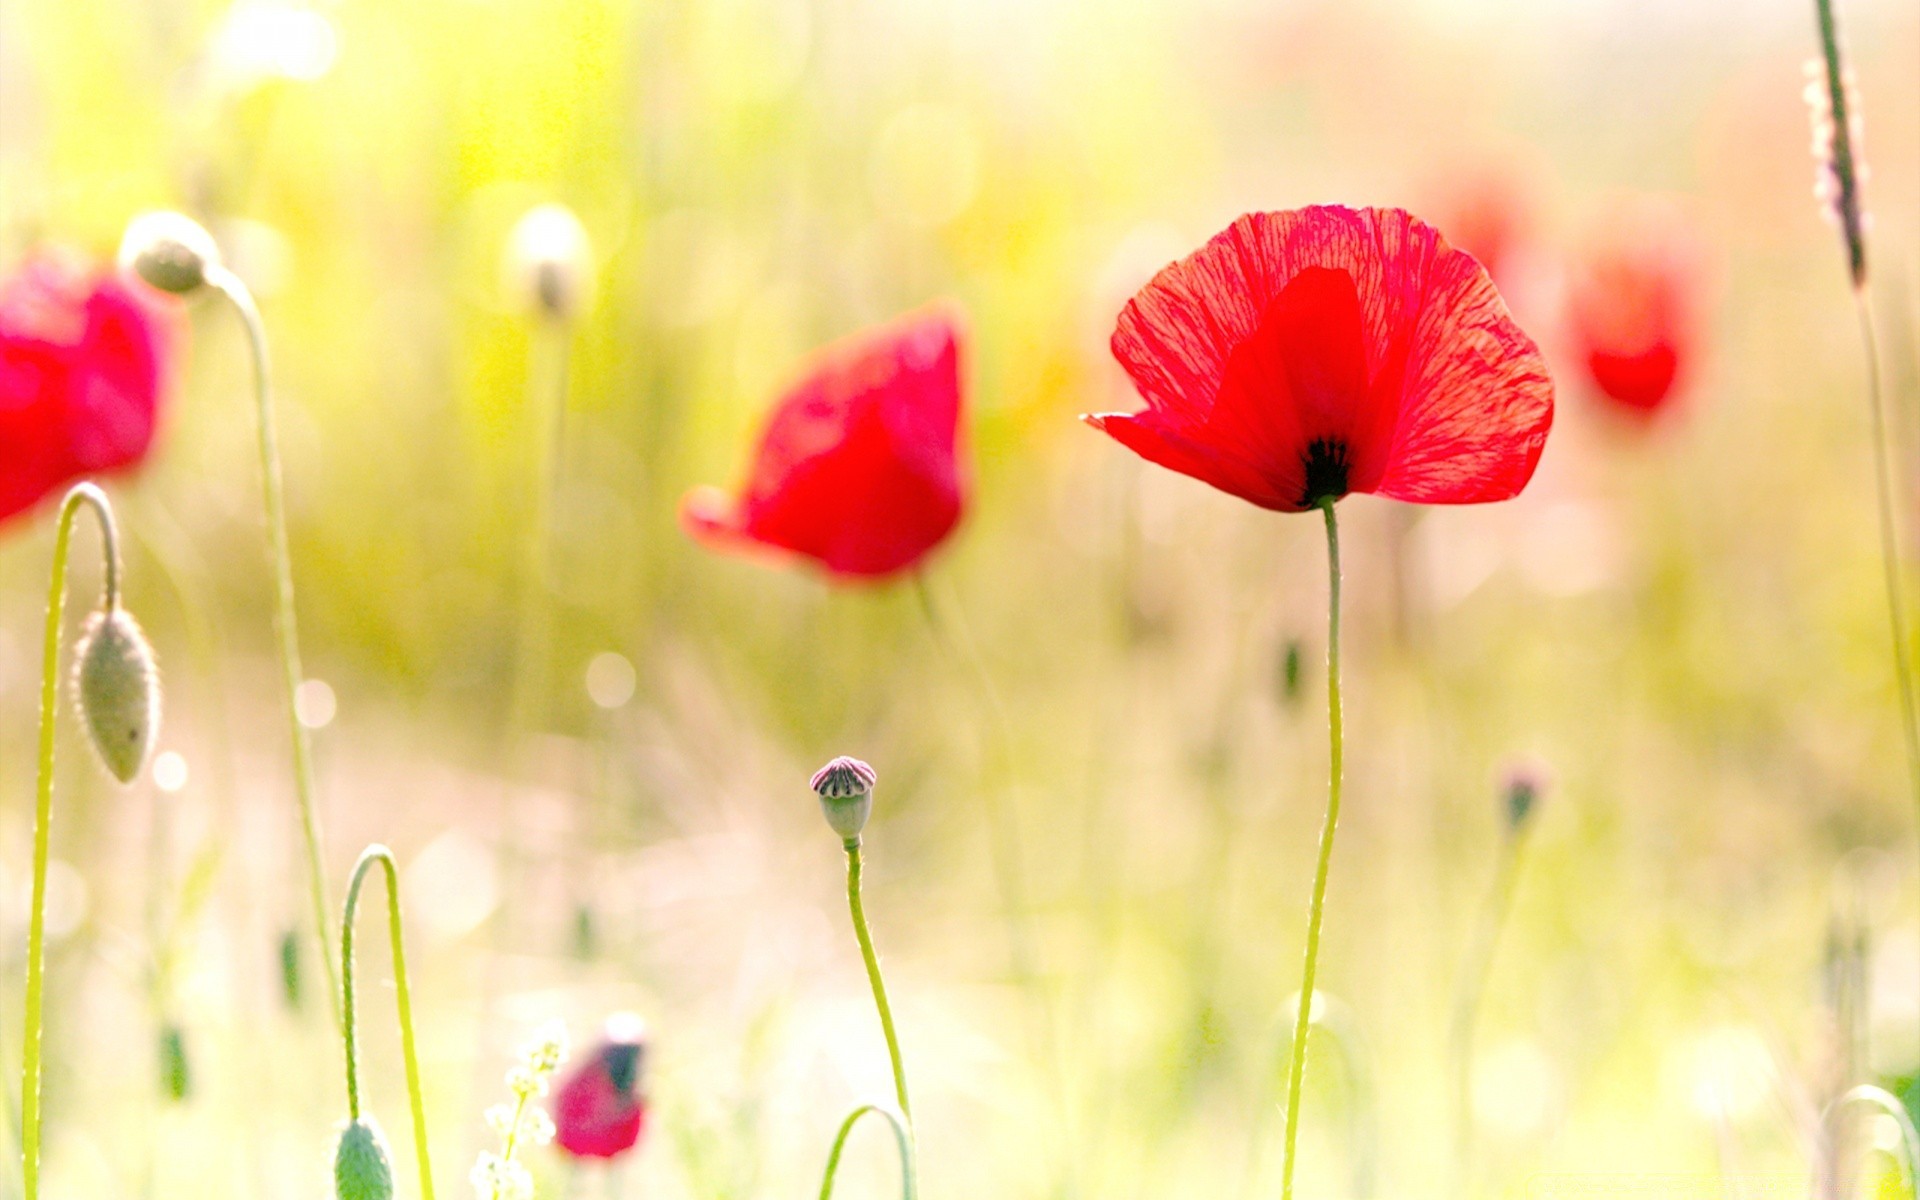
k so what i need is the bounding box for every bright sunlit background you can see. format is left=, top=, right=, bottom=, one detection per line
left=2, top=0, right=1919, bottom=1196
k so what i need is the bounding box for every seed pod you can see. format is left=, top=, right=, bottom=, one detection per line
left=810, top=755, right=877, bottom=841
left=333, top=1118, right=395, bottom=1200
left=118, top=211, right=222, bottom=296
left=73, top=607, right=161, bottom=784
left=159, top=1022, right=190, bottom=1101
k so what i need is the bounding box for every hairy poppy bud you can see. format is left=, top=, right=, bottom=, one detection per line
left=118, top=211, right=221, bottom=296
left=334, top=1118, right=395, bottom=1200
left=810, top=756, right=877, bottom=841
left=159, top=1022, right=190, bottom=1101
left=505, top=203, right=592, bottom=322
left=73, top=607, right=161, bottom=784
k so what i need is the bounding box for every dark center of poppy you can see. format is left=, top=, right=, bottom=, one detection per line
left=1299, top=437, right=1351, bottom=508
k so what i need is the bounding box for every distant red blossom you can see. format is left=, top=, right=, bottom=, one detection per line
left=1565, top=211, right=1702, bottom=417
left=0, top=253, right=172, bottom=524
left=682, top=306, right=967, bottom=580
left=554, top=1017, right=647, bottom=1161
left=1086, top=206, right=1553, bottom=512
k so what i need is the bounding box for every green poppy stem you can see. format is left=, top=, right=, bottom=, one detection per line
left=1447, top=826, right=1529, bottom=1197
left=817, top=1104, right=916, bottom=1200
left=206, top=265, right=340, bottom=1032
left=843, top=838, right=916, bottom=1191
left=21, top=482, right=120, bottom=1200
left=341, top=845, right=435, bottom=1200
left=1279, top=497, right=1343, bottom=1200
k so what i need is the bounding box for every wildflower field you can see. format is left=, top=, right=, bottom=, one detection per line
left=2, top=0, right=1920, bottom=1196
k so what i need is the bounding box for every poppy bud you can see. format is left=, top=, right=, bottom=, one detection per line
left=159, top=1022, right=190, bottom=1101
left=333, top=1118, right=395, bottom=1200
left=810, top=756, right=877, bottom=842
left=279, top=927, right=303, bottom=1009
left=72, top=607, right=161, bottom=784
left=554, top=1013, right=649, bottom=1160
left=1279, top=638, right=1305, bottom=704
left=118, top=211, right=221, bottom=297
left=504, top=203, right=592, bottom=322
left=1502, top=760, right=1550, bottom=834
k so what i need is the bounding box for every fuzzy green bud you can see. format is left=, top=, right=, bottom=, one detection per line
left=73, top=607, right=161, bottom=784
left=810, top=755, right=876, bottom=841
left=118, top=211, right=222, bottom=296
left=334, top=1118, right=395, bottom=1200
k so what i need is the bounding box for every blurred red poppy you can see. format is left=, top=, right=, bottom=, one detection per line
left=682, top=306, right=967, bottom=580
left=0, top=253, right=171, bottom=524
left=554, top=1017, right=647, bottom=1161
left=1086, top=206, right=1552, bottom=511
left=1565, top=212, right=1700, bottom=417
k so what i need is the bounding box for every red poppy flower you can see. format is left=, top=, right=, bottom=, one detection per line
left=682, top=306, right=967, bottom=580
left=1565, top=214, right=1699, bottom=416
left=0, top=253, right=171, bottom=524
left=1086, top=206, right=1552, bottom=512
left=554, top=1016, right=647, bottom=1161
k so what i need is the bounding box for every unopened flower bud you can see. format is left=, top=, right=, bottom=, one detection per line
left=118, top=211, right=222, bottom=296
left=505, top=203, right=592, bottom=322
left=73, top=607, right=161, bottom=784
left=334, top=1118, right=395, bottom=1200
left=1279, top=638, right=1304, bottom=704
left=1501, top=760, right=1550, bottom=834
left=159, top=1022, right=190, bottom=1101
left=810, top=755, right=876, bottom=841
left=279, top=927, right=303, bottom=1009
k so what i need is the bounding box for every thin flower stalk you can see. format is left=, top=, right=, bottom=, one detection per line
left=1448, top=825, right=1533, bottom=1195
left=21, top=482, right=121, bottom=1200
left=205, top=262, right=341, bottom=1029
left=341, top=845, right=435, bottom=1200
left=1808, top=0, right=1920, bottom=1053
left=1278, top=498, right=1345, bottom=1200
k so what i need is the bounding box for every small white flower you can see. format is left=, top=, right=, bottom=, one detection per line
left=504, top=1065, right=548, bottom=1099
left=484, top=1104, right=518, bottom=1140
left=521, top=1020, right=569, bottom=1075
left=469, top=1152, right=533, bottom=1200
left=521, top=1106, right=556, bottom=1147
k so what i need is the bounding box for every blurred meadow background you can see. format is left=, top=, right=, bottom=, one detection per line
left=4, top=0, right=1920, bottom=1196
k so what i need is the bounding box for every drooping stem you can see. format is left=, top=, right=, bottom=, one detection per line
left=1279, top=498, right=1344, bottom=1200
left=21, top=482, right=119, bottom=1200
left=1822, top=1085, right=1920, bottom=1194
left=341, top=845, right=435, bottom=1200
left=207, top=265, right=340, bottom=1031
left=1448, top=829, right=1529, bottom=1197
left=844, top=838, right=917, bottom=1192
left=817, top=1104, right=916, bottom=1200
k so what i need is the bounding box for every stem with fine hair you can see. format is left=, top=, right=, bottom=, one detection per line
left=206, top=265, right=339, bottom=1031
left=21, top=483, right=121, bottom=1200
left=817, top=1104, right=916, bottom=1200
left=1280, top=497, right=1344, bottom=1200
left=1448, top=828, right=1529, bottom=1197
left=341, top=844, right=435, bottom=1200
left=843, top=838, right=916, bottom=1190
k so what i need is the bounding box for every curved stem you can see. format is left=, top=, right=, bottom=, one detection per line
left=21, top=482, right=120, bottom=1200
left=1823, top=1085, right=1920, bottom=1193
left=1280, top=498, right=1343, bottom=1200
left=1448, top=832, right=1527, bottom=1197
left=207, top=265, right=340, bottom=1032
left=844, top=839, right=917, bottom=1192
left=817, top=1104, right=916, bottom=1200
left=341, top=845, right=435, bottom=1200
